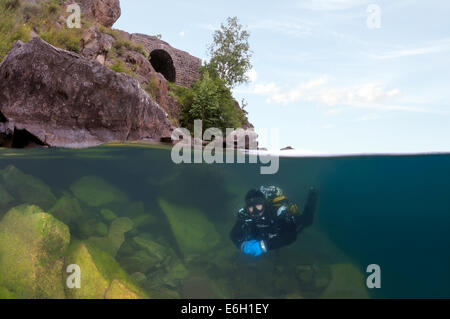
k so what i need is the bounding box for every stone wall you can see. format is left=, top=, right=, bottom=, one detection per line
left=130, top=33, right=202, bottom=87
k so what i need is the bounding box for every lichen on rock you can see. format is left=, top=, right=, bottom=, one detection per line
left=0, top=205, right=70, bottom=298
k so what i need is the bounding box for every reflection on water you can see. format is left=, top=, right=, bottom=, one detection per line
left=0, top=145, right=449, bottom=299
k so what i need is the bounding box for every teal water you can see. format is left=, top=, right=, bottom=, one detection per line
left=0, top=145, right=449, bottom=299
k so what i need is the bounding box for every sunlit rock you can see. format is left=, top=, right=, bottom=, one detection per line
left=65, top=241, right=148, bottom=299
left=0, top=205, right=70, bottom=298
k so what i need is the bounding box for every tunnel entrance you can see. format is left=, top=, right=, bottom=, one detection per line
left=150, top=49, right=176, bottom=83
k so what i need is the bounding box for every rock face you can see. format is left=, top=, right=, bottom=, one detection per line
left=80, top=0, right=121, bottom=28
left=0, top=38, right=172, bottom=148
left=131, top=33, right=202, bottom=87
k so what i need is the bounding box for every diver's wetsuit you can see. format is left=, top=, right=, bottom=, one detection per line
left=230, top=186, right=316, bottom=252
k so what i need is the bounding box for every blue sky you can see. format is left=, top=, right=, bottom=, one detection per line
left=115, top=0, right=450, bottom=154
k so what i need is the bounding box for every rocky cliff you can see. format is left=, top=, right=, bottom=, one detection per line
left=0, top=0, right=250, bottom=148
left=0, top=38, right=172, bottom=148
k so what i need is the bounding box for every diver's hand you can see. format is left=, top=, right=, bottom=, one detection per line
left=241, top=240, right=267, bottom=257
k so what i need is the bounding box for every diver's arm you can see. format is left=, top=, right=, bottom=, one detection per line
left=230, top=218, right=246, bottom=250
left=264, top=216, right=298, bottom=250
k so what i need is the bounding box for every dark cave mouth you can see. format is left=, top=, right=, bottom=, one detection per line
left=150, top=49, right=176, bottom=83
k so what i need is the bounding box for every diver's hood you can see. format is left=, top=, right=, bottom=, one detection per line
left=246, top=197, right=269, bottom=215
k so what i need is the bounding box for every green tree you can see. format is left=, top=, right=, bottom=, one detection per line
left=188, top=72, right=222, bottom=130
left=207, top=16, right=252, bottom=88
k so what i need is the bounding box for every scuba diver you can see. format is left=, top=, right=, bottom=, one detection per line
left=230, top=186, right=318, bottom=257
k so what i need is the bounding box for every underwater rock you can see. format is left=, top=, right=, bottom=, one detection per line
left=158, top=199, right=221, bottom=259
left=0, top=205, right=70, bottom=298
left=49, top=194, right=83, bottom=226
left=95, top=222, right=109, bottom=237
left=100, top=208, right=117, bottom=223
left=284, top=292, right=304, bottom=299
left=70, top=176, right=128, bottom=207
left=105, top=280, right=140, bottom=299
left=0, top=165, right=56, bottom=210
left=181, top=274, right=231, bottom=299
left=78, top=218, right=99, bottom=238
left=163, top=260, right=190, bottom=288
left=119, top=249, right=163, bottom=274
left=87, top=217, right=134, bottom=257
left=122, top=201, right=146, bottom=218
left=0, top=184, right=14, bottom=212
left=0, top=286, right=18, bottom=299
left=296, top=264, right=331, bottom=292
left=131, top=272, right=147, bottom=284
left=65, top=242, right=110, bottom=299
left=321, top=264, right=370, bottom=299
left=65, top=242, right=148, bottom=299
left=133, top=236, right=170, bottom=265
left=132, top=213, right=156, bottom=229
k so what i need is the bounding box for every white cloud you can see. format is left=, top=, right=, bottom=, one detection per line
left=179, top=31, right=185, bottom=37
left=355, top=114, right=382, bottom=122
left=245, top=76, right=432, bottom=113
left=370, top=38, right=450, bottom=59
left=247, top=69, right=258, bottom=83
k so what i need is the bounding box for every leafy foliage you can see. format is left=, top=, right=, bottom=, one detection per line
left=170, top=69, right=248, bottom=134
left=207, top=17, right=252, bottom=88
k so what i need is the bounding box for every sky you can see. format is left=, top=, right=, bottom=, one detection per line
left=115, top=0, right=450, bottom=154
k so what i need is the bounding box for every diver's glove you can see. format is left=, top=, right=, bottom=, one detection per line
left=241, top=240, right=268, bottom=257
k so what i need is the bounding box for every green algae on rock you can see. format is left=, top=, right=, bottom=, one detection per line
left=0, top=205, right=70, bottom=298
left=0, top=184, right=14, bottom=212
left=100, top=208, right=117, bottom=223
left=48, top=194, right=83, bottom=226
left=321, top=264, right=370, bottom=299
left=70, top=176, right=128, bottom=207
left=87, top=217, right=134, bottom=257
left=0, top=286, right=18, bottom=299
left=65, top=241, right=148, bottom=299
left=0, top=165, right=56, bottom=210
left=158, top=199, right=221, bottom=259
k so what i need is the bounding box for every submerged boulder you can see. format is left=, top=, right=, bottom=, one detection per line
left=157, top=199, right=221, bottom=259
left=70, top=176, right=128, bottom=207
left=0, top=38, right=172, bottom=148
left=65, top=241, right=148, bottom=299
left=87, top=217, right=134, bottom=257
left=321, top=264, right=370, bottom=299
left=0, top=205, right=70, bottom=298
left=0, top=184, right=14, bottom=212
left=0, top=165, right=56, bottom=210
left=48, top=194, right=83, bottom=226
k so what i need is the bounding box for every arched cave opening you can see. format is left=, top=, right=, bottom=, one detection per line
left=150, top=49, right=176, bottom=83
